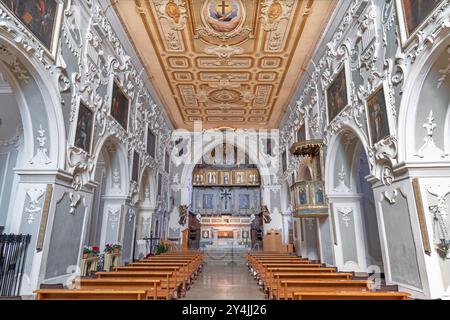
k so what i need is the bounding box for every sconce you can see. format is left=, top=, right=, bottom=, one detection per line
left=429, top=205, right=450, bottom=258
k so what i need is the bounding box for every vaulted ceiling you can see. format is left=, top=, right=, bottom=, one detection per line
left=114, top=0, right=337, bottom=130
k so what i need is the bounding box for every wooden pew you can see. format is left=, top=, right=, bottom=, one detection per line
left=268, top=272, right=354, bottom=299
left=94, top=271, right=178, bottom=299
left=293, top=291, right=410, bottom=300
left=276, top=279, right=373, bottom=300
left=73, top=278, right=162, bottom=300
left=34, top=289, right=147, bottom=300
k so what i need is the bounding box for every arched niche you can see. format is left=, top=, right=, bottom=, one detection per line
left=398, top=33, right=450, bottom=163
left=85, top=136, right=129, bottom=250
left=325, top=126, right=383, bottom=273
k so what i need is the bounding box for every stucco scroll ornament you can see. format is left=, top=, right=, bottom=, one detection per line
left=383, top=189, right=398, bottom=205
left=129, top=181, right=139, bottom=201
left=29, top=125, right=52, bottom=167
left=414, top=110, right=449, bottom=159
left=426, top=184, right=450, bottom=258
left=24, top=187, right=45, bottom=224
left=178, top=205, right=189, bottom=226
left=69, top=193, right=81, bottom=214
left=261, top=205, right=272, bottom=224
left=68, top=147, right=95, bottom=191
left=128, top=208, right=136, bottom=223
left=367, top=137, right=397, bottom=185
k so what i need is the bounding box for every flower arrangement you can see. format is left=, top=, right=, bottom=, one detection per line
left=104, top=243, right=122, bottom=254
left=113, top=243, right=122, bottom=253
left=104, top=243, right=114, bottom=254
left=83, top=245, right=100, bottom=259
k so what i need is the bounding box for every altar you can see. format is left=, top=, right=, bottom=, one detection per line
left=199, top=215, right=252, bottom=248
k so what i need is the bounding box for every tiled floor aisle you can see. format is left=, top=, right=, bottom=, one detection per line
left=182, top=265, right=266, bottom=300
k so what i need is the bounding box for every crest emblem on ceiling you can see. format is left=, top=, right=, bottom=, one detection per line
left=199, top=0, right=248, bottom=41
left=205, top=0, right=243, bottom=33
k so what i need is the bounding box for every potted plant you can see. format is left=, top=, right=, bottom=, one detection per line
left=113, top=243, right=122, bottom=254
left=104, top=243, right=114, bottom=255
left=91, top=246, right=100, bottom=256
left=155, top=243, right=169, bottom=255
left=82, top=246, right=91, bottom=259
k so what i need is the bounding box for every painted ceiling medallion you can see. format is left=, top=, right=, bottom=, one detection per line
left=204, top=0, right=244, bottom=33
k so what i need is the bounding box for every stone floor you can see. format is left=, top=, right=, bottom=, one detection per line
left=182, top=265, right=266, bottom=300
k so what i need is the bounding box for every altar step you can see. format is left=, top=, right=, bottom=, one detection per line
left=201, top=248, right=250, bottom=266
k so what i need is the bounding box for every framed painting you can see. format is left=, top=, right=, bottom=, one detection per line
left=147, top=128, right=156, bottom=158
left=326, top=66, right=349, bottom=124
left=313, top=182, right=325, bottom=206
left=239, top=194, right=250, bottom=210
left=396, top=0, right=445, bottom=44
left=74, top=101, right=94, bottom=154
left=297, top=123, right=306, bottom=143
left=202, top=230, right=210, bottom=239
left=110, top=80, right=130, bottom=131
left=298, top=184, right=309, bottom=207
left=242, top=230, right=249, bottom=239
left=0, top=0, right=64, bottom=56
left=203, top=194, right=213, bottom=209
left=365, top=85, right=391, bottom=146
left=131, top=151, right=140, bottom=182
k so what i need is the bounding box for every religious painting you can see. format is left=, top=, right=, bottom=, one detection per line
left=313, top=183, right=325, bottom=206
left=298, top=185, right=309, bottom=206
left=110, top=80, right=130, bottom=131
left=74, top=102, right=94, bottom=153
left=239, top=194, right=250, bottom=210
left=1, top=0, right=62, bottom=54
left=202, top=230, right=210, bottom=239
left=297, top=124, right=306, bottom=143
left=147, top=128, right=156, bottom=158
left=399, top=0, right=444, bottom=38
left=242, top=230, right=249, bottom=239
left=203, top=194, right=214, bottom=209
left=326, top=68, right=349, bottom=124
left=204, top=0, right=243, bottom=33
left=366, top=86, right=390, bottom=145
left=131, top=151, right=140, bottom=182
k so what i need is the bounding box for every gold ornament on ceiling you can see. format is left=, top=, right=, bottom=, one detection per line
left=166, top=0, right=181, bottom=23
left=268, top=0, right=282, bottom=23
left=116, top=0, right=336, bottom=129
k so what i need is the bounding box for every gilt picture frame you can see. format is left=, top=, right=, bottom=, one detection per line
left=396, top=0, right=446, bottom=47
left=0, top=0, right=64, bottom=58
left=73, top=101, right=94, bottom=154
left=110, top=79, right=130, bottom=131
left=326, top=64, right=350, bottom=125
left=365, top=83, right=392, bottom=146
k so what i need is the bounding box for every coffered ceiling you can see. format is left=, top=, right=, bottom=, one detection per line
left=114, top=0, right=337, bottom=129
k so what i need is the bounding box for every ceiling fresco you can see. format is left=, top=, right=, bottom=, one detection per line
left=114, top=0, right=337, bottom=129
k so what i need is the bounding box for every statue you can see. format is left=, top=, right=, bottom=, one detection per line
left=261, top=205, right=272, bottom=224
left=178, top=205, right=189, bottom=225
